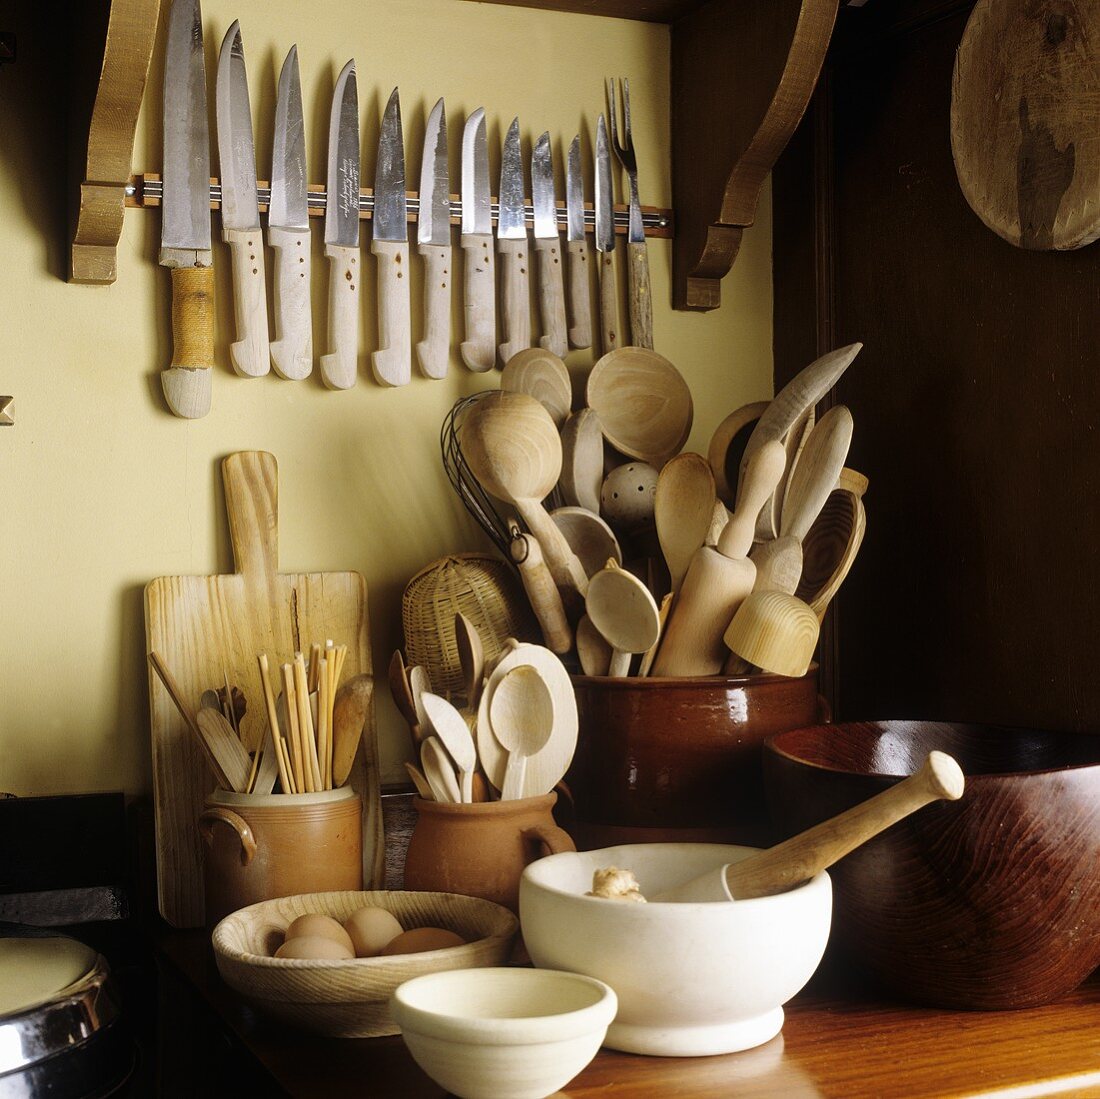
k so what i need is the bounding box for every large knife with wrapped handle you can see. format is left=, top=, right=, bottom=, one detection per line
left=319, top=60, right=360, bottom=390
left=532, top=132, right=567, bottom=358
left=215, top=20, right=269, bottom=378
left=416, top=97, right=450, bottom=380
left=371, top=87, right=411, bottom=387
left=268, top=45, right=312, bottom=380
left=159, top=0, right=213, bottom=419
left=497, top=117, right=530, bottom=366
left=459, top=108, right=495, bottom=373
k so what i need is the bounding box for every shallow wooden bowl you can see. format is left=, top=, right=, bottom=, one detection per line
left=211, top=890, right=518, bottom=1037
left=764, top=722, right=1100, bottom=1009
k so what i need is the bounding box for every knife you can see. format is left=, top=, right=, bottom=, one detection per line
left=215, top=21, right=269, bottom=379
left=416, top=97, right=450, bottom=381
left=459, top=108, right=495, bottom=373
left=566, top=134, right=592, bottom=350
left=159, top=0, right=214, bottom=419
left=594, top=114, right=619, bottom=356
left=497, top=117, right=531, bottom=366
left=268, top=45, right=312, bottom=381
left=319, top=60, right=360, bottom=391
left=532, top=133, right=568, bottom=358
left=371, top=87, right=411, bottom=387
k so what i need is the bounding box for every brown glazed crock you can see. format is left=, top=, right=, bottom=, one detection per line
left=403, top=793, right=575, bottom=913
left=567, top=666, right=826, bottom=850
left=764, top=721, right=1100, bottom=1009
left=200, top=787, right=363, bottom=925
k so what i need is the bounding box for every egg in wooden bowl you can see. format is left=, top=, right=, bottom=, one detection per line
left=212, top=890, right=518, bottom=1037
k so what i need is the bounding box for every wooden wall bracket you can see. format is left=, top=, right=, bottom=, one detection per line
left=671, top=0, right=840, bottom=311
left=70, top=0, right=160, bottom=285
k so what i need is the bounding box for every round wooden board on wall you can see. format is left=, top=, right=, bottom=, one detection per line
left=951, top=0, right=1100, bottom=250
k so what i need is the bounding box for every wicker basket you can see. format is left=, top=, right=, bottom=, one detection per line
left=402, top=554, right=537, bottom=703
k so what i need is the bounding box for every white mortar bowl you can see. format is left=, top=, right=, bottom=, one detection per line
left=390, top=967, right=617, bottom=1099
left=519, top=843, right=832, bottom=1057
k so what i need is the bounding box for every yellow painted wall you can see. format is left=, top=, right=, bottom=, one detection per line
left=0, top=0, right=772, bottom=795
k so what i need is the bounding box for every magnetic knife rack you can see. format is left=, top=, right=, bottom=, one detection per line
left=125, top=174, right=674, bottom=237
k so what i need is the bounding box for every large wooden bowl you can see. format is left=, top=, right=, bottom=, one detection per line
left=764, top=722, right=1100, bottom=1009
left=212, top=890, right=518, bottom=1036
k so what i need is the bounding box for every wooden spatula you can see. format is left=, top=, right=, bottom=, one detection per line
left=331, top=675, right=373, bottom=788
left=196, top=707, right=253, bottom=793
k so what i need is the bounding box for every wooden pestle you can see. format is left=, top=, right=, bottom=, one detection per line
left=652, top=751, right=965, bottom=902
left=652, top=440, right=787, bottom=676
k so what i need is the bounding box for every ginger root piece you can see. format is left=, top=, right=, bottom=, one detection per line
left=587, top=866, right=647, bottom=903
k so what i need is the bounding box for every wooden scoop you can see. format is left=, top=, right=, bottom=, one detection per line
left=388, top=650, right=422, bottom=746
left=331, top=674, right=373, bottom=787
left=551, top=506, right=622, bottom=578
left=196, top=707, right=253, bottom=793
left=559, top=408, right=605, bottom=513
left=489, top=664, right=555, bottom=800
left=798, top=488, right=867, bottom=623
left=652, top=751, right=965, bottom=902
left=420, top=692, right=477, bottom=802
left=585, top=560, right=661, bottom=677
left=655, top=452, right=716, bottom=592
left=461, top=391, right=589, bottom=596
left=501, top=347, right=573, bottom=428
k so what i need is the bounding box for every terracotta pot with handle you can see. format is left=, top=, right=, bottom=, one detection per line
left=403, top=793, right=574, bottom=913
left=200, top=787, right=363, bottom=925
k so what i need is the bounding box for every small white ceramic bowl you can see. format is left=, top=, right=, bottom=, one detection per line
left=520, top=843, right=831, bottom=1057
left=390, top=967, right=617, bottom=1099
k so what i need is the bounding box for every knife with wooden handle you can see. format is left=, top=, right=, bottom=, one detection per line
left=532, top=132, right=568, bottom=358
left=159, top=0, right=213, bottom=418
left=594, top=114, right=619, bottom=356
left=268, top=45, right=312, bottom=380
left=497, top=117, right=531, bottom=366
left=319, top=60, right=360, bottom=391
left=566, top=135, right=592, bottom=349
left=460, top=108, right=495, bottom=373
left=416, top=97, right=451, bottom=380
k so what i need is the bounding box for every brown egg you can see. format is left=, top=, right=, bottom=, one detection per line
left=274, top=934, right=354, bottom=960
left=380, top=927, right=466, bottom=956
left=343, top=906, right=405, bottom=958
left=284, top=914, right=355, bottom=955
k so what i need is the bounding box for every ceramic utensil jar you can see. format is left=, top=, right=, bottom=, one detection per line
left=199, top=787, right=363, bottom=924
left=403, top=793, right=575, bottom=913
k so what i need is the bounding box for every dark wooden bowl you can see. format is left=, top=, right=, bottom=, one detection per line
left=565, top=667, right=827, bottom=850
left=764, top=721, right=1100, bottom=1009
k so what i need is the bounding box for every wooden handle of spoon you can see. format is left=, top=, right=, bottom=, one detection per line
left=718, top=440, right=787, bottom=560
left=511, top=530, right=573, bottom=654
left=725, top=751, right=965, bottom=900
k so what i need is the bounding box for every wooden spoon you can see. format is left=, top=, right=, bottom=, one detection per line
left=454, top=613, right=485, bottom=709
left=489, top=665, right=555, bottom=800
left=654, top=452, right=717, bottom=592
left=388, top=650, right=420, bottom=733
left=652, top=751, right=965, bottom=902
left=559, top=408, right=605, bottom=513
left=420, top=737, right=461, bottom=803
left=585, top=560, right=661, bottom=677
left=551, top=506, right=622, bottom=578
left=196, top=707, right=253, bottom=793
left=501, top=347, right=572, bottom=428
left=420, top=692, right=477, bottom=802
left=797, top=489, right=867, bottom=623
left=331, top=674, right=373, bottom=788
left=638, top=591, right=673, bottom=677
left=586, top=347, right=693, bottom=468
left=707, top=400, right=768, bottom=506
left=408, top=665, right=434, bottom=733
left=460, top=391, right=589, bottom=596
left=576, top=614, right=613, bottom=677
left=404, top=761, right=434, bottom=800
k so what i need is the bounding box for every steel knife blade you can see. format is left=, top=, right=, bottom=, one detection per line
left=215, top=19, right=269, bottom=378
left=268, top=44, right=312, bottom=381
left=594, top=113, right=619, bottom=354
left=458, top=108, right=495, bottom=372
left=497, top=116, right=530, bottom=364
left=416, top=97, right=451, bottom=381
left=371, top=87, right=411, bottom=387
left=319, top=59, right=361, bottom=391
left=531, top=132, right=567, bottom=357
left=159, top=0, right=214, bottom=418
left=565, top=134, right=592, bottom=349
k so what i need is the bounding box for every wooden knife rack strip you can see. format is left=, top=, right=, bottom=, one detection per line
left=125, top=173, right=674, bottom=238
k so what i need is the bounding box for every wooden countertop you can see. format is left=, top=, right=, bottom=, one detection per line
left=155, top=928, right=1100, bottom=1097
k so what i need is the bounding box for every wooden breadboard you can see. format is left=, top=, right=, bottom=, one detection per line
left=145, top=451, right=383, bottom=927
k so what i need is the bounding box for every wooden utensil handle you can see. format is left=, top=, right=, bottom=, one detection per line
left=460, top=232, right=495, bottom=372
left=269, top=225, right=313, bottom=381
left=371, top=237, right=412, bottom=387
left=416, top=243, right=451, bottom=380
left=608, top=648, right=632, bottom=677
left=626, top=240, right=653, bottom=350
left=725, top=751, right=965, bottom=900
left=162, top=261, right=214, bottom=419
left=497, top=236, right=531, bottom=365
left=198, top=807, right=257, bottom=865
left=719, top=440, right=787, bottom=559
left=567, top=239, right=592, bottom=349
left=222, top=227, right=270, bottom=378
left=597, top=250, right=620, bottom=354
left=512, top=532, right=573, bottom=654
left=320, top=242, right=360, bottom=390
left=516, top=500, right=590, bottom=599
left=534, top=236, right=568, bottom=358
left=501, top=754, right=527, bottom=801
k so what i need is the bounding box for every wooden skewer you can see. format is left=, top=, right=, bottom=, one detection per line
left=282, top=662, right=306, bottom=793
left=294, top=654, right=323, bottom=792
left=244, top=741, right=262, bottom=794
left=318, top=657, right=330, bottom=791
left=274, top=733, right=295, bottom=794
left=222, top=667, right=240, bottom=739
left=308, top=642, right=322, bottom=693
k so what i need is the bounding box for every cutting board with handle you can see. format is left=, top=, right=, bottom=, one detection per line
left=145, top=450, right=383, bottom=927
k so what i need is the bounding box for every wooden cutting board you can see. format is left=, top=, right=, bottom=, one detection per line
left=145, top=451, right=383, bottom=927
left=952, top=0, right=1100, bottom=250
